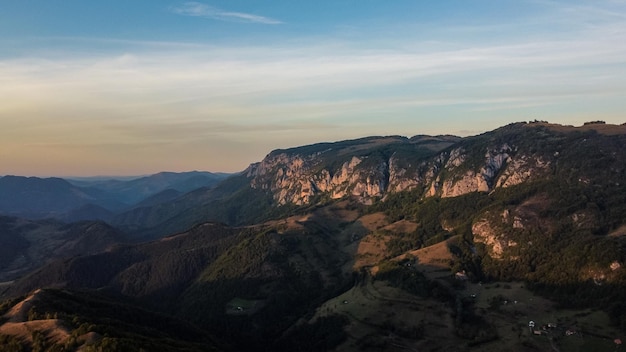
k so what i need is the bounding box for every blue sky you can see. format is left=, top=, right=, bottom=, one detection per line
left=1, top=1, right=626, bottom=176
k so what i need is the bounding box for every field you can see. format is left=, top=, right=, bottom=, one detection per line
left=308, top=274, right=625, bottom=351
left=313, top=277, right=460, bottom=351
left=462, top=281, right=625, bottom=352
left=302, top=225, right=626, bottom=352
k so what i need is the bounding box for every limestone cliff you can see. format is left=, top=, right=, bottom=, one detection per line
left=242, top=122, right=626, bottom=208
left=471, top=204, right=541, bottom=260
left=245, top=135, right=461, bottom=205
left=245, top=126, right=560, bottom=205
left=430, top=144, right=551, bottom=198
left=247, top=148, right=395, bottom=205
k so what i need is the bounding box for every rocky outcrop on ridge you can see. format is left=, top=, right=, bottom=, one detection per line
left=245, top=123, right=561, bottom=205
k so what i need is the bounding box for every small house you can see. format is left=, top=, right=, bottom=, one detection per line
left=455, top=271, right=468, bottom=280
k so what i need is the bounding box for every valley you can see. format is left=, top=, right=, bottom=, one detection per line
left=1, top=121, right=626, bottom=351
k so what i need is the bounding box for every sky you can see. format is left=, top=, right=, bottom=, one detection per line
left=1, top=0, right=626, bottom=176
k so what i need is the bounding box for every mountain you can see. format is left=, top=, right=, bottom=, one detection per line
left=110, top=135, right=462, bottom=237
left=246, top=121, right=626, bottom=205
left=2, top=121, right=626, bottom=351
left=66, top=171, right=231, bottom=205
left=0, top=171, right=230, bottom=222
left=61, top=203, right=116, bottom=223
left=111, top=172, right=276, bottom=238
left=247, top=134, right=462, bottom=205
left=0, top=176, right=124, bottom=219
left=113, top=122, right=626, bottom=236
left=3, top=222, right=240, bottom=304
left=1, top=217, right=354, bottom=350
left=0, top=216, right=125, bottom=282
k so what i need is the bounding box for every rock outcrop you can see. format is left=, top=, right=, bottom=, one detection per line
left=472, top=211, right=520, bottom=259
left=241, top=122, right=626, bottom=209
left=246, top=129, right=557, bottom=205
left=433, top=144, right=546, bottom=198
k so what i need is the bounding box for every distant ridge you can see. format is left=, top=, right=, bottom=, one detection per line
left=0, top=171, right=230, bottom=221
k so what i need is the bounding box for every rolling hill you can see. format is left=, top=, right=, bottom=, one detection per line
left=0, top=216, right=126, bottom=282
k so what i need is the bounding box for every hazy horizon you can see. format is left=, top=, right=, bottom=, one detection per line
left=2, top=1, right=626, bottom=176
left=3, top=120, right=625, bottom=178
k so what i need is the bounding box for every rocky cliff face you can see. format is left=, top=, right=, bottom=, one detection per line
left=247, top=151, right=391, bottom=205
left=245, top=125, right=556, bottom=206
left=428, top=144, right=552, bottom=198
left=241, top=121, right=626, bottom=279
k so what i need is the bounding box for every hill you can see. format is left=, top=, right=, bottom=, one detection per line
left=0, top=176, right=123, bottom=219
left=0, top=216, right=125, bottom=282
left=0, top=171, right=230, bottom=223
left=67, top=171, right=230, bottom=205
left=0, top=289, right=226, bottom=351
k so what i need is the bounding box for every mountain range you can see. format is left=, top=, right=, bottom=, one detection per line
left=1, top=121, right=626, bottom=351
left=0, top=171, right=230, bottom=223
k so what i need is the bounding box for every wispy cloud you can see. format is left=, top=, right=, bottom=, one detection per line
left=2, top=0, right=626, bottom=175
left=3, top=32, right=626, bottom=121
left=170, top=2, right=282, bottom=24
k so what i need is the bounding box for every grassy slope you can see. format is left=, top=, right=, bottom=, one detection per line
left=0, top=289, right=226, bottom=352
